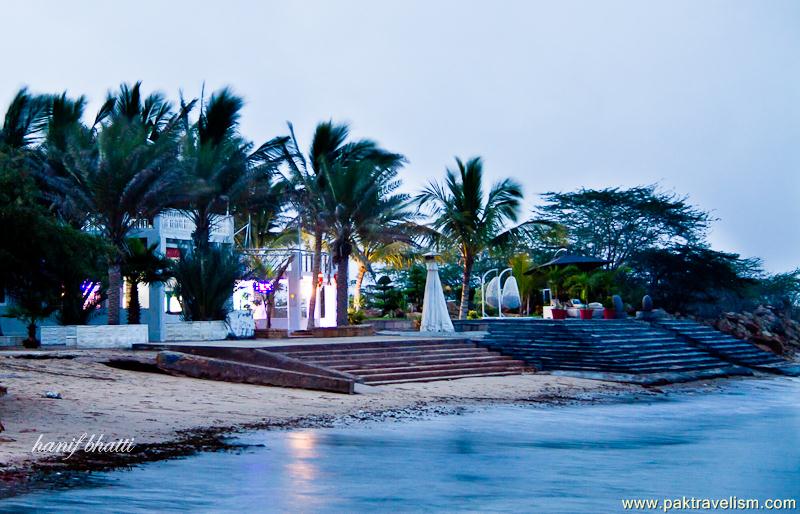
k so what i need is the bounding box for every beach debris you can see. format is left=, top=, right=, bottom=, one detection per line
left=43, top=391, right=62, bottom=399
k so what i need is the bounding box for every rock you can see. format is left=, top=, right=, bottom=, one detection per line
left=43, top=391, right=62, bottom=399
left=642, top=295, right=653, bottom=312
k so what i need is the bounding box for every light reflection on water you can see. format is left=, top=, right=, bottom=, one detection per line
left=3, top=377, right=800, bottom=513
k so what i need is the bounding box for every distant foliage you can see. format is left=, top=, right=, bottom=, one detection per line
left=534, top=185, right=710, bottom=269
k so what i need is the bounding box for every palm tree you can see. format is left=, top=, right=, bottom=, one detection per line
left=417, top=157, right=523, bottom=319
left=0, top=88, right=49, bottom=151
left=179, top=88, right=287, bottom=250
left=324, top=152, right=406, bottom=325
left=352, top=213, right=420, bottom=312
left=281, top=121, right=348, bottom=329
left=43, top=82, right=187, bottom=325
left=121, top=238, right=173, bottom=324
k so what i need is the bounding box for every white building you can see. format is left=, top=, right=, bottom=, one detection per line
left=0, top=209, right=337, bottom=342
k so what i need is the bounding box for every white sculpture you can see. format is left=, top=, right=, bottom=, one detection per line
left=420, top=253, right=455, bottom=332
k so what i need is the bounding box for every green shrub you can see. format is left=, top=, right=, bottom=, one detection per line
left=172, top=245, right=245, bottom=321
left=348, top=308, right=366, bottom=325
left=467, top=310, right=481, bottom=320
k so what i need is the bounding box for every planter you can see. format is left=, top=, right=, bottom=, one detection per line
left=551, top=308, right=568, bottom=320
left=369, top=319, right=414, bottom=331
left=310, top=325, right=376, bottom=338
left=603, top=308, right=616, bottom=320
left=0, top=336, right=26, bottom=347
left=579, top=309, right=594, bottom=320
left=40, top=325, right=148, bottom=349
left=254, top=328, right=289, bottom=339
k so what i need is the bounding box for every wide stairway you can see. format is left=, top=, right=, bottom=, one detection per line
left=268, top=339, right=527, bottom=385
left=653, top=319, right=800, bottom=376
left=480, top=319, right=752, bottom=385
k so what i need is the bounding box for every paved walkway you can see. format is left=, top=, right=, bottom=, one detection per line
left=136, top=331, right=477, bottom=350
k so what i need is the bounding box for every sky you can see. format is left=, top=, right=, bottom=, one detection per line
left=2, top=0, right=798, bottom=272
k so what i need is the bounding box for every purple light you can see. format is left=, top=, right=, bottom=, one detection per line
left=253, top=280, right=273, bottom=295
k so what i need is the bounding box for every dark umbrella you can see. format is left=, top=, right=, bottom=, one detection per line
left=524, top=250, right=609, bottom=274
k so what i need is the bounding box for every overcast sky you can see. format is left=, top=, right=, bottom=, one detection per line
left=3, top=0, right=798, bottom=272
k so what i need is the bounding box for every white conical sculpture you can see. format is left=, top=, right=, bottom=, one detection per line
left=420, top=253, right=455, bottom=332
left=501, top=276, right=521, bottom=310
left=485, top=276, right=501, bottom=308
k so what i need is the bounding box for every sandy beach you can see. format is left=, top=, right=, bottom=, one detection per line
left=0, top=349, right=637, bottom=481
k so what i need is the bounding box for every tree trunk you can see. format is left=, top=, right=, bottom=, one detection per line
left=335, top=254, right=350, bottom=326
left=353, top=264, right=367, bottom=311
left=192, top=210, right=211, bottom=251
left=266, top=295, right=273, bottom=329
left=107, top=263, right=122, bottom=325
left=459, top=257, right=474, bottom=320
left=306, top=228, right=323, bottom=330
left=128, top=279, right=141, bottom=325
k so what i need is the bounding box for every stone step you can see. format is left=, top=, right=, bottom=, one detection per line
left=299, top=349, right=495, bottom=364
left=340, top=361, right=525, bottom=376
left=360, top=365, right=526, bottom=383
left=367, top=371, right=523, bottom=385
left=318, top=354, right=517, bottom=369
left=281, top=344, right=480, bottom=358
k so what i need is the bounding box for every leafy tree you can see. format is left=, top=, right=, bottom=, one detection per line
left=628, top=246, right=757, bottom=314
left=754, top=269, right=800, bottom=313
left=0, top=156, right=107, bottom=343
left=534, top=185, right=710, bottom=268
left=417, top=157, right=523, bottom=319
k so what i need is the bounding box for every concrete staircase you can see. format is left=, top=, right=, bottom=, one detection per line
left=268, top=339, right=527, bottom=385
left=480, top=319, right=752, bottom=385
left=653, top=319, right=800, bottom=376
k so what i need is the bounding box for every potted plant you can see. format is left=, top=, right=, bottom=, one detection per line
left=603, top=297, right=616, bottom=319
left=579, top=305, right=594, bottom=320
left=551, top=299, right=567, bottom=320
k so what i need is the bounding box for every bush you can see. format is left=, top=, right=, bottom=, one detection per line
left=172, top=245, right=246, bottom=321
left=467, top=310, right=481, bottom=320
left=348, top=308, right=366, bottom=325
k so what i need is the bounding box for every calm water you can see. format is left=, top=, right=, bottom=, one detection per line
left=3, top=378, right=800, bottom=513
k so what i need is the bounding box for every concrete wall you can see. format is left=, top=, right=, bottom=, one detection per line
left=165, top=321, right=229, bottom=341
left=40, top=325, right=148, bottom=349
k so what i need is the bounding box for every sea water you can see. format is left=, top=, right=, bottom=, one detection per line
left=3, top=377, right=799, bottom=513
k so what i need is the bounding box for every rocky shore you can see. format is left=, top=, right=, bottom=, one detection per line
left=0, top=349, right=637, bottom=495
left=705, top=305, right=800, bottom=356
